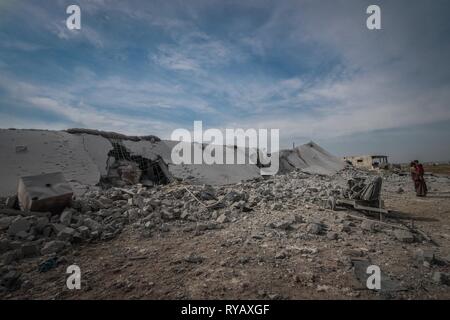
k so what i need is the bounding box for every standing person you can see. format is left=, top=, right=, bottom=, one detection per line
left=410, top=161, right=419, bottom=194
left=414, top=160, right=428, bottom=197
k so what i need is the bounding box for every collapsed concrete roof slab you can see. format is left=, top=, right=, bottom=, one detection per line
left=0, top=130, right=345, bottom=197
left=277, top=141, right=346, bottom=175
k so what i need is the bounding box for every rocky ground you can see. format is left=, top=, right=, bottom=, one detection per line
left=1, top=168, right=449, bottom=299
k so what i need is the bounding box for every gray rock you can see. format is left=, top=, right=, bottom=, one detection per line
left=57, top=227, right=76, bottom=241
left=21, top=243, right=39, bottom=258
left=77, top=226, right=90, bottom=239
left=0, top=217, right=14, bottom=230
left=0, top=270, right=21, bottom=291
left=361, top=220, right=379, bottom=232
left=415, top=248, right=435, bottom=264
left=160, top=223, right=170, bottom=232
left=394, top=229, right=415, bottom=243
left=60, top=209, right=73, bottom=226
left=83, top=218, right=101, bottom=231
left=0, top=240, right=10, bottom=254
left=307, top=223, right=322, bottom=235
left=180, top=210, right=190, bottom=220
left=161, top=210, right=174, bottom=220
left=2, top=250, right=18, bottom=264
left=5, top=196, right=17, bottom=209
left=216, top=214, right=229, bottom=224
left=271, top=219, right=294, bottom=230
left=432, top=272, right=450, bottom=286
left=15, top=231, right=30, bottom=240
left=271, top=203, right=282, bottom=211
left=41, top=240, right=66, bottom=255
left=35, top=217, right=49, bottom=232
left=7, top=218, right=31, bottom=236
left=184, top=253, right=204, bottom=263
left=327, top=232, right=338, bottom=240
left=52, top=223, right=67, bottom=234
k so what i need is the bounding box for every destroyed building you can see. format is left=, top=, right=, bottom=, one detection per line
left=0, top=129, right=345, bottom=198
left=342, top=155, right=389, bottom=170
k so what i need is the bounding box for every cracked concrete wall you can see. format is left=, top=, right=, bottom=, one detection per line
left=0, top=129, right=111, bottom=197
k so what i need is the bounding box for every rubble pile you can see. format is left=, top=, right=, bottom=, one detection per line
left=1, top=167, right=450, bottom=295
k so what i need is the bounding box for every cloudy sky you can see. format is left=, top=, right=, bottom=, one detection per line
left=0, top=0, right=449, bottom=162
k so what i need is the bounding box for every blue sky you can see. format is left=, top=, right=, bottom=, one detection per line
left=0, top=0, right=450, bottom=162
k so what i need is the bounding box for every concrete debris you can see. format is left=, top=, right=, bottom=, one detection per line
left=17, top=172, right=73, bottom=214
left=394, top=229, right=415, bottom=243
left=7, top=218, right=31, bottom=237
left=432, top=272, right=450, bottom=286
left=41, top=240, right=66, bottom=255
left=307, top=223, right=323, bottom=235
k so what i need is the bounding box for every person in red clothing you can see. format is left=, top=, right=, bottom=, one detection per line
left=413, top=160, right=428, bottom=197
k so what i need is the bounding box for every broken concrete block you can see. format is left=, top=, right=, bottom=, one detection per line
left=41, top=240, right=66, bottom=255
left=52, top=223, right=67, bottom=234
left=7, top=217, right=31, bottom=236
left=361, top=220, right=378, bottom=232
left=432, top=272, right=450, bottom=286
left=5, top=196, right=17, bottom=209
left=2, top=250, right=18, bottom=264
left=83, top=218, right=101, bottom=231
left=415, top=248, right=435, bottom=264
left=0, top=270, right=22, bottom=291
left=34, top=217, right=49, bottom=233
left=327, top=231, right=338, bottom=240
left=59, top=209, right=73, bottom=226
left=0, top=240, right=10, bottom=254
left=17, top=172, right=73, bottom=214
left=57, top=227, right=76, bottom=241
left=216, top=214, right=229, bottom=224
left=394, top=229, right=415, bottom=243
left=0, top=217, right=14, bottom=231
left=307, top=223, right=322, bottom=235
left=21, top=243, right=39, bottom=258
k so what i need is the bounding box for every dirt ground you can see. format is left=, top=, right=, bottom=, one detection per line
left=2, top=171, right=450, bottom=300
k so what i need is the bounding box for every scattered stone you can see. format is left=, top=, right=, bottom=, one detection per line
left=361, top=220, right=378, bottom=232
left=7, top=217, right=31, bottom=236
left=0, top=270, right=21, bottom=291
left=57, top=227, right=76, bottom=241
left=0, top=240, right=10, bottom=254
left=394, top=229, right=415, bottom=243
left=414, top=248, right=435, bottom=264
left=432, top=272, right=450, bottom=286
left=306, top=223, right=322, bottom=235
left=60, top=209, right=73, bottom=226
left=184, top=253, right=205, bottom=264
left=83, top=218, right=102, bottom=231
left=326, top=232, right=338, bottom=240
left=41, top=240, right=66, bottom=255
left=5, top=196, right=17, bottom=209
left=0, top=217, right=14, bottom=230
left=216, top=214, right=229, bottom=224
left=21, top=243, right=39, bottom=258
